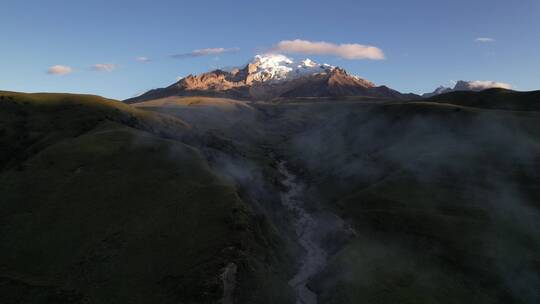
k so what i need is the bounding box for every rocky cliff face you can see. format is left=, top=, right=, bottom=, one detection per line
left=126, top=54, right=416, bottom=103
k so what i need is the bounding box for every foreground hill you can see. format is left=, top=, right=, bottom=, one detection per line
left=125, top=54, right=417, bottom=103
left=270, top=100, right=540, bottom=303
left=2, top=91, right=540, bottom=303
left=0, top=91, right=293, bottom=304
left=127, top=94, right=540, bottom=303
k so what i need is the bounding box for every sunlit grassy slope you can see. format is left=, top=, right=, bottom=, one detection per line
left=0, top=91, right=191, bottom=169
left=0, top=92, right=293, bottom=304
left=132, top=96, right=258, bottom=134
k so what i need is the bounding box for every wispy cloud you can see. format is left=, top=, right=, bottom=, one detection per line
left=270, top=39, right=385, bottom=60
left=135, top=56, right=150, bottom=62
left=91, top=63, right=117, bottom=72
left=475, top=37, right=495, bottom=43
left=47, top=65, right=73, bottom=75
left=172, top=47, right=239, bottom=59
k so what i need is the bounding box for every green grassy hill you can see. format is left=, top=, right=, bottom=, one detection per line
left=2, top=90, right=540, bottom=303
left=128, top=94, right=540, bottom=304
left=0, top=92, right=293, bottom=304
left=276, top=100, right=540, bottom=303
left=0, top=91, right=192, bottom=170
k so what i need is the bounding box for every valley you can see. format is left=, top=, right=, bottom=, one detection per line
left=279, top=160, right=353, bottom=304
left=3, top=1, right=539, bottom=303
left=1, top=90, right=540, bottom=303
left=127, top=92, right=540, bottom=304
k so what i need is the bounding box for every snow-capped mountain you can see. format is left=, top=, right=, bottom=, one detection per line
left=423, top=80, right=513, bottom=98
left=126, top=54, right=416, bottom=102
left=244, top=54, right=336, bottom=83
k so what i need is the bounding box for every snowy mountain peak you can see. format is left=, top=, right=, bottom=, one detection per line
left=248, top=54, right=335, bottom=83
left=252, top=54, right=294, bottom=66
left=299, top=58, right=317, bottom=67
left=125, top=53, right=418, bottom=103
left=125, top=51, right=420, bottom=103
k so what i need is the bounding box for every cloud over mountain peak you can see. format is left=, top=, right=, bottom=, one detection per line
left=271, top=39, right=385, bottom=60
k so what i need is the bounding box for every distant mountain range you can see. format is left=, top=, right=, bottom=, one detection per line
left=125, top=54, right=419, bottom=103
left=425, top=88, right=540, bottom=111
left=125, top=55, right=519, bottom=103
left=422, top=80, right=513, bottom=98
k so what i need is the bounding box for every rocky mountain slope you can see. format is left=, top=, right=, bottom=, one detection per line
left=125, top=54, right=417, bottom=102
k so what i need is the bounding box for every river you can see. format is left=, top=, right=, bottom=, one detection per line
left=278, top=161, right=352, bottom=304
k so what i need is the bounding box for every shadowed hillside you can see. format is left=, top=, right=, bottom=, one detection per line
left=274, top=100, right=540, bottom=303
left=2, top=91, right=540, bottom=303
left=426, top=88, right=540, bottom=111
left=0, top=92, right=294, bottom=304
left=128, top=95, right=540, bottom=303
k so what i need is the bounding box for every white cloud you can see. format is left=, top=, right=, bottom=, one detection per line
left=271, top=39, right=385, bottom=60
left=47, top=65, right=72, bottom=75
left=475, top=37, right=495, bottom=43
left=135, top=56, right=150, bottom=62
left=92, top=63, right=117, bottom=72
left=466, top=80, right=511, bottom=90
left=172, top=47, right=239, bottom=59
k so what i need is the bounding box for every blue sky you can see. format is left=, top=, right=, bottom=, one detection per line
left=1, top=0, right=539, bottom=99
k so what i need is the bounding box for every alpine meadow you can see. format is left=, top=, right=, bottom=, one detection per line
left=1, top=1, right=539, bottom=303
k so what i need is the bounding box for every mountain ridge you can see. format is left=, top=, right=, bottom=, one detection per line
left=125, top=54, right=418, bottom=103
left=426, top=88, right=540, bottom=111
